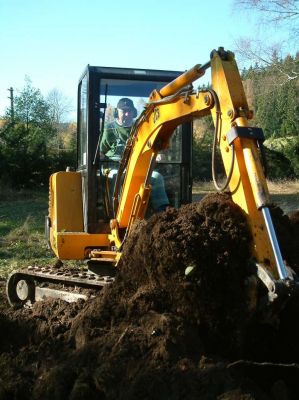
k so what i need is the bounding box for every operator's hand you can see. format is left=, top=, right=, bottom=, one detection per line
left=99, top=152, right=106, bottom=160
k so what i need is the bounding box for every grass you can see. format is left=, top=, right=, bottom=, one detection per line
left=0, top=189, right=55, bottom=278
left=267, top=180, right=299, bottom=194
left=193, top=179, right=299, bottom=194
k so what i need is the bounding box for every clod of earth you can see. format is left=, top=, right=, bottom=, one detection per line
left=0, top=193, right=299, bottom=400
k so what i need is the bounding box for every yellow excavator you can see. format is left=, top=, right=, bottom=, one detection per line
left=6, top=47, right=297, bottom=309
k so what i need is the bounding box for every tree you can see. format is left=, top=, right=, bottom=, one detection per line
left=47, top=88, right=73, bottom=124
left=47, top=89, right=75, bottom=157
left=0, top=79, right=57, bottom=187
left=234, top=0, right=299, bottom=81
left=241, top=53, right=299, bottom=178
left=242, top=55, right=299, bottom=138
left=13, top=77, right=53, bottom=131
left=236, top=0, right=299, bottom=23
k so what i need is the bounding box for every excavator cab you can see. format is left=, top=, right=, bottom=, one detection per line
left=77, top=66, right=193, bottom=234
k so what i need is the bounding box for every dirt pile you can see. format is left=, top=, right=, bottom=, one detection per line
left=0, top=194, right=299, bottom=400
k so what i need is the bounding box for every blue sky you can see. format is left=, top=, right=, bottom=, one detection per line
left=0, top=0, right=294, bottom=120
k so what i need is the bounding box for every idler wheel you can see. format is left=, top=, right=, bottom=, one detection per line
left=6, top=272, right=35, bottom=307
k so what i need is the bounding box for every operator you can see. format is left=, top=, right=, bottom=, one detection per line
left=100, top=97, right=169, bottom=212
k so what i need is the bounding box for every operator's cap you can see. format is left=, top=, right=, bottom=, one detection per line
left=117, top=98, right=136, bottom=112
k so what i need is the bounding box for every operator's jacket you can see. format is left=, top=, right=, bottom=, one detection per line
left=100, top=121, right=130, bottom=161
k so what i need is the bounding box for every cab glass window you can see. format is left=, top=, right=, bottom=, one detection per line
left=99, top=79, right=182, bottom=163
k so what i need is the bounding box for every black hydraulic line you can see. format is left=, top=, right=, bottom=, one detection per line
left=104, top=169, right=111, bottom=217
left=209, top=89, right=235, bottom=192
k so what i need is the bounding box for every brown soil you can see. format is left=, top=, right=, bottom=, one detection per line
left=0, top=193, right=299, bottom=400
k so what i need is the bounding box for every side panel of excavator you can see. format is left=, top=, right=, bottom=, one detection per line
left=48, top=171, right=110, bottom=259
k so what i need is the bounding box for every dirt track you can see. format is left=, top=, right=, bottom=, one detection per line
left=0, top=193, right=299, bottom=400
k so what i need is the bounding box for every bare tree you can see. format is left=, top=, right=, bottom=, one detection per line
left=234, top=0, right=299, bottom=81
left=235, top=39, right=298, bottom=83
left=235, top=0, right=299, bottom=23
left=46, top=89, right=74, bottom=155
left=47, top=88, right=73, bottom=124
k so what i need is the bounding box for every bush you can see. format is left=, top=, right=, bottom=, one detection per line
left=264, top=136, right=299, bottom=179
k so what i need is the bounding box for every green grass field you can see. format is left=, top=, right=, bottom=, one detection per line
left=0, top=182, right=298, bottom=279
left=0, top=190, right=55, bottom=278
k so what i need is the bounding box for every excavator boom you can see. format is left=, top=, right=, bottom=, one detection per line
left=110, top=48, right=289, bottom=284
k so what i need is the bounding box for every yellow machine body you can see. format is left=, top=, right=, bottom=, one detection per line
left=48, top=49, right=285, bottom=281
left=49, top=171, right=110, bottom=259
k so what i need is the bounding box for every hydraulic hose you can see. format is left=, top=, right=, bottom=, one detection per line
left=209, top=89, right=235, bottom=192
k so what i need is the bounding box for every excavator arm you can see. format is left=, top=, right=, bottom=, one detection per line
left=109, top=48, right=289, bottom=285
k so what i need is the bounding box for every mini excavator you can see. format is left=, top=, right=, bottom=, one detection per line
left=6, top=47, right=298, bottom=311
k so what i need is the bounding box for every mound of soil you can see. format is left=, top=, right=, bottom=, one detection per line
left=0, top=194, right=299, bottom=400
